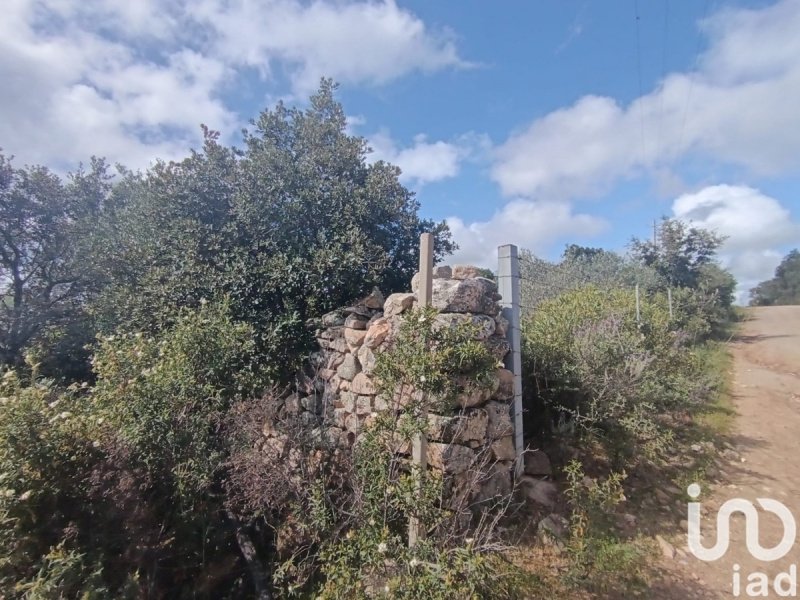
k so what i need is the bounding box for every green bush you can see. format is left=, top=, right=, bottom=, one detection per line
left=522, top=286, right=706, bottom=463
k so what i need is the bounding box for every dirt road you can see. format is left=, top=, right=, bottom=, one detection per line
left=657, top=306, right=800, bottom=598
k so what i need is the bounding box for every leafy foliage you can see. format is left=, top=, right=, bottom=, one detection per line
left=89, top=80, right=454, bottom=381
left=750, top=249, right=800, bottom=306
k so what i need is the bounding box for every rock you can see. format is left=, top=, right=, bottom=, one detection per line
left=344, top=327, right=367, bottom=350
left=427, top=409, right=488, bottom=443
left=474, top=461, right=512, bottom=502
left=336, top=354, right=360, bottom=381
left=318, top=326, right=344, bottom=340
left=455, top=373, right=499, bottom=408
left=319, top=368, right=336, bottom=381
left=342, top=304, right=371, bottom=318
left=351, top=372, right=376, bottom=395
left=355, top=396, right=372, bottom=415
left=321, top=310, right=345, bottom=327
left=494, top=313, right=509, bottom=337
left=524, top=449, right=552, bottom=477
left=432, top=313, right=496, bottom=340
left=283, top=393, right=301, bottom=414
left=364, top=318, right=391, bottom=349
left=491, top=435, right=516, bottom=461
left=430, top=277, right=498, bottom=314
left=521, top=477, right=558, bottom=508
left=656, top=535, right=676, bottom=559
left=336, top=391, right=356, bottom=412
left=485, top=337, right=511, bottom=361
left=495, top=369, right=514, bottom=400
left=486, top=401, right=513, bottom=440
left=329, top=338, right=349, bottom=353
left=411, top=266, right=452, bottom=292
left=538, top=513, right=569, bottom=541
left=344, top=314, right=368, bottom=330
left=363, top=287, right=385, bottom=309
left=301, top=395, right=321, bottom=413
left=383, top=293, right=416, bottom=317
left=451, top=265, right=484, bottom=279
left=427, top=443, right=475, bottom=474
left=326, top=352, right=345, bottom=369
left=373, top=395, right=389, bottom=411
left=356, top=345, right=377, bottom=375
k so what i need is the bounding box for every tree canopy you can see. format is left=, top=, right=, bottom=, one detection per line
left=750, top=250, right=800, bottom=306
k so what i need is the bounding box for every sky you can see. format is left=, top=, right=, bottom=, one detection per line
left=2, top=0, right=799, bottom=302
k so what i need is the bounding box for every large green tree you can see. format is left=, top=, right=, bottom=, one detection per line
left=90, top=80, right=454, bottom=379
left=750, top=250, right=800, bottom=306
left=0, top=154, right=110, bottom=378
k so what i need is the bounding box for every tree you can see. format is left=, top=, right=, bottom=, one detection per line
left=89, top=80, right=455, bottom=380
left=630, top=218, right=725, bottom=290
left=750, top=250, right=800, bottom=306
left=0, top=153, right=110, bottom=378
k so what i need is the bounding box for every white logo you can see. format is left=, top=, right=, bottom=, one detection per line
left=686, top=483, right=797, bottom=562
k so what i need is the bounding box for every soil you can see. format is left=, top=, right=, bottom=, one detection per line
left=650, top=306, right=800, bottom=598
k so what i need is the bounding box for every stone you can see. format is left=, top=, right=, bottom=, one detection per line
left=344, top=314, right=368, bottom=330
left=411, top=266, right=451, bottom=292
left=486, top=401, right=513, bottom=439
left=491, top=436, right=516, bottom=461
left=538, top=514, right=569, bottom=541
left=329, top=338, right=349, bottom=353
left=355, top=396, right=372, bottom=415
left=321, top=310, right=345, bottom=327
left=451, top=265, right=484, bottom=280
left=357, top=345, right=377, bottom=375
left=336, top=391, right=356, bottom=412
left=363, top=287, right=385, bottom=309
left=427, top=443, right=475, bottom=474
left=427, top=409, right=487, bottom=443
left=430, top=277, right=498, bottom=314
left=521, top=477, right=558, bottom=508
left=432, top=313, right=496, bottom=340
left=344, top=412, right=360, bottom=434
left=336, top=354, right=360, bottom=381
left=344, top=327, right=367, bottom=350
left=494, top=313, right=509, bottom=337
left=319, top=368, right=336, bottom=381
left=351, top=372, right=376, bottom=395
left=333, top=408, right=348, bottom=429
left=326, top=352, right=345, bottom=370
left=656, top=535, right=676, bottom=559
left=301, top=395, right=321, bottom=413
left=364, top=317, right=391, bottom=349
left=485, top=337, right=511, bottom=361
left=284, top=393, right=301, bottom=414
left=383, top=293, right=416, bottom=317
left=495, top=368, right=514, bottom=400
left=455, top=373, right=499, bottom=408
left=373, top=395, right=389, bottom=411
left=523, top=450, right=552, bottom=477
left=474, top=461, right=512, bottom=502
left=317, top=326, right=344, bottom=341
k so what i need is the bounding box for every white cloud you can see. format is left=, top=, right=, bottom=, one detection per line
left=492, top=0, right=800, bottom=199
left=368, top=131, right=471, bottom=186
left=446, top=200, right=608, bottom=268
left=671, top=184, right=800, bottom=301
left=0, top=0, right=466, bottom=170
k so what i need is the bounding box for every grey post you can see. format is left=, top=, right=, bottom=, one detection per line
left=409, top=232, right=433, bottom=547
left=497, top=245, right=524, bottom=478
left=635, top=283, right=641, bottom=325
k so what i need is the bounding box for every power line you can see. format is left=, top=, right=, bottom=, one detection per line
left=633, top=0, right=647, bottom=164
left=678, top=0, right=711, bottom=153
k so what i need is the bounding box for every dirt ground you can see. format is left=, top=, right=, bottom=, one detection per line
left=651, top=306, right=800, bottom=598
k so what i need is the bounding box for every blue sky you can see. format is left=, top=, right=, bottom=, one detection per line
left=2, top=0, right=799, bottom=300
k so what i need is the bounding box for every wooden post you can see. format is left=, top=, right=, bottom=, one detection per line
left=635, top=284, right=641, bottom=326
left=497, top=245, right=524, bottom=479
left=409, top=232, right=433, bottom=547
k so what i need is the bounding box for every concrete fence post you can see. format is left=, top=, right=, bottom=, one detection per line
left=497, top=245, right=524, bottom=479
left=409, top=232, right=433, bottom=547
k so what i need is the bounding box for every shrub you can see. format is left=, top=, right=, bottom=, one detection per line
left=522, top=286, right=706, bottom=463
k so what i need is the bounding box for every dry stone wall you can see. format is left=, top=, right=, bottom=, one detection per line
left=270, top=266, right=518, bottom=507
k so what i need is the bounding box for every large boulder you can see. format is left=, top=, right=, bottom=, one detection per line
left=356, top=345, right=377, bottom=375
left=364, top=317, right=391, bottom=349
left=433, top=313, right=496, bottom=340
left=430, top=278, right=498, bottom=315
left=336, top=354, right=360, bottom=382
left=427, top=443, right=475, bottom=474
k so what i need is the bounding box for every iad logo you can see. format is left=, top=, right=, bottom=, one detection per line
left=686, top=483, right=796, bottom=562
left=686, top=483, right=799, bottom=597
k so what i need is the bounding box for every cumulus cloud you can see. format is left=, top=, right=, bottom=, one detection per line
left=491, top=0, right=800, bottom=199
left=671, top=184, right=800, bottom=301
left=367, top=131, right=485, bottom=186
left=0, top=0, right=466, bottom=170
left=446, top=200, right=608, bottom=268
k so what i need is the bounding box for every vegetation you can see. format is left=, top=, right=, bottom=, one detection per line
left=750, top=249, right=800, bottom=305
